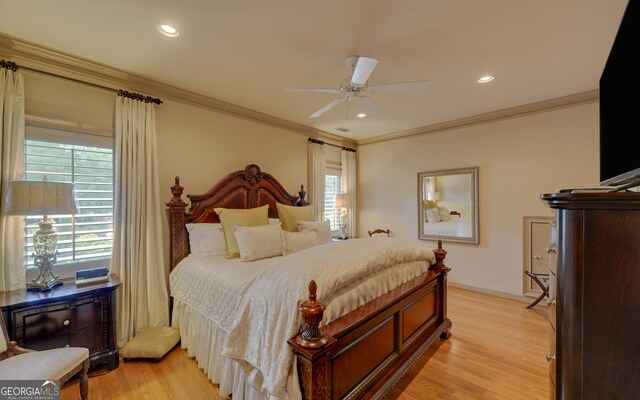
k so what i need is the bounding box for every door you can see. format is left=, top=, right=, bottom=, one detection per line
left=523, top=216, right=553, bottom=297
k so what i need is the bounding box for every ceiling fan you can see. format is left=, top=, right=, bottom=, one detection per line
left=285, top=55, right=428, bottom=119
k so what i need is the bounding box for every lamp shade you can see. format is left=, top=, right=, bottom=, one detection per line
left=5, top=181, right=79, bottom=216
left=335, top=193, right=351, bottom=208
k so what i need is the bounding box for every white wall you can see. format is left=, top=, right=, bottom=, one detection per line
left=358, top=102, right=599, bottom=296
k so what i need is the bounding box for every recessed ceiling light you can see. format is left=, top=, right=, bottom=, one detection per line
left=158, top=24, right=179, bottom=37
left=357, top=113, right=367, bottom=118
left=478, top=75, right=494, bottom=83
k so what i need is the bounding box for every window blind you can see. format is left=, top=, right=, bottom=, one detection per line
left=23, top=139, right=114, bottom=268
left=324, top=173, right=342, bottom=231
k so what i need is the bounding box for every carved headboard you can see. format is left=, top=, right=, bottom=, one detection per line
left=166, top=164, right=309, bottom=270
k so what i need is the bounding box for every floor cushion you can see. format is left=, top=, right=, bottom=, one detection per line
left=120, top=326, right=180, bottom=360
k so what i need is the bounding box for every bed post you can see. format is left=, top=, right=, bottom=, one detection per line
left=430, top=240, right=452, bottom=339
left=289, top=281, right=336, bottom=400
left=296, top=281, right=328, bottom=348
left=166, top=176, right=189, bottom=271
left=430, top=240, right=449, bottom=272
left=297, top=185, right=309, bottom=206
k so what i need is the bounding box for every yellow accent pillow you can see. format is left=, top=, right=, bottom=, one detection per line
left=276, top=203, right=313, bottom=232
left=214, top=205, right=269, bottom=258
left=423, top=200, right=438, bottom=209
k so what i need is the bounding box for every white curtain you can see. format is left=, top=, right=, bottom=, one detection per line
left=112, top=96, right=169, bottom=347
left=0, top=68, right=25, bottom=291
left=341, top=150, right=357, bottom=238
left=308, top=140, right=325, bottom=221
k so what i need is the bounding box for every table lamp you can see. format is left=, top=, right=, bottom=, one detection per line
left=5, top=179, right=79, bottom=291
left=334, top=193, right=351, bottom=240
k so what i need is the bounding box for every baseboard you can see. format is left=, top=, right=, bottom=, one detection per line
left=448, top=282, right=531, bottom=303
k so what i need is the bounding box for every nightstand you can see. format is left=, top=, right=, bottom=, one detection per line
left=0, top=274, right=121, bottom=371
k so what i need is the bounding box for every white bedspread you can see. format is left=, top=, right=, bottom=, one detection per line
left=170, top=237, right=435, bottom=398
left=424, top=215, right=472, bottom=237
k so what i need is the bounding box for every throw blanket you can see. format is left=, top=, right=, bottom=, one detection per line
left=170, top=237, right=435, bottom=398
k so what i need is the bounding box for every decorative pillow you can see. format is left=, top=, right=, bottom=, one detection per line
left=297, top=220, right=332, bottom=244
left=426, top=207, right=442, bottom=223
left=423, top=200, right=438, bottom=209
left=281, top=230, right=318, bottom=255
left=214, top=205, right=269, bottom=258
left=185, top=223, right=226, bottom=256
left=438, top=206, right=452, bottom=222
left=269, top=218, right=280, bottom=225
left=233, top=224, right=283, bottom=261
left=276, top=203, right=313, bottom=232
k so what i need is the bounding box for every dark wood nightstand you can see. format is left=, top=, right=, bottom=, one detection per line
left=0, top=274, right=121, bottom=371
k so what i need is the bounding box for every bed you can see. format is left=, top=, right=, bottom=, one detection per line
left=423, top=213, right=472, bottom=237
left=166, top=164, right=452, bottom=400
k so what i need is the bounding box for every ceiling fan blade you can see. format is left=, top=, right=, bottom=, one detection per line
left=285, top=88, right=341, bottom=93
left=351, top=57, right=379, bottom=86
left=368, top=81, right=429, bottom=93
left=310, top=97, right=346, bottom=118
left=357, top=96, right=383, bottom=116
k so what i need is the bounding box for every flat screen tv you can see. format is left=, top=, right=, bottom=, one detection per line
left=600, top=0, right=640, bottom=188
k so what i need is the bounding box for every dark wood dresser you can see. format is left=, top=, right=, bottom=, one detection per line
left=541, top=192, right=640, bottom=399
left=0, top=274, right=121, bottom=371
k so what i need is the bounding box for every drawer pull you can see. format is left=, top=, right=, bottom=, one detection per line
left=548, top=300, right=556, bottom=307
left=63, top=319, right=70, bottom=326
left=546, top=246, right=557, bottom=254
left=546, top=354, right=556, bottom=362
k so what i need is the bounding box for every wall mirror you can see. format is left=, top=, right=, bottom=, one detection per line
left=418, top=167, right=479, bottom=244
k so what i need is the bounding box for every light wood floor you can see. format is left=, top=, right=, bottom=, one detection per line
left=61, top=287, right=549, bottom=399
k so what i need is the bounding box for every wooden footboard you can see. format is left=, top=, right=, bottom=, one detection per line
left=288, top=241, right=452, bottom=400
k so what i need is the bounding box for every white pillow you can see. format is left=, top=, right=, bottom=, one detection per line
left=426, top=207, right=442, bottom=223
left=297, top=220, right=332, bottom=244
left=438, top=206, right=452, bottom=222
left=281, top=230, right=318, bottom=255
left=186, top=223, right=226, bottom=256
left=232, top=224, right=283, bottom=262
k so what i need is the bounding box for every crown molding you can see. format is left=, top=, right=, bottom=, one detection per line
left=0, top=34, right=356, bottom=148
left=357, top=90, right=599, bottom=146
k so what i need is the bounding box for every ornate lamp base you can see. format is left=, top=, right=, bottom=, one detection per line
left=27, top=279, right=63, bottom=291
left=28, top=252, right=63, bottom=292
left=337, top=224, right=348, bottom=240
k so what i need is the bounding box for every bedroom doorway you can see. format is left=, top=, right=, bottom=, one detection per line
left=523, top=216, right=553, bottom=299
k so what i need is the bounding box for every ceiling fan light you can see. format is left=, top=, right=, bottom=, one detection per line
left=158, top=24, right=179, bottom=37
left=478, top=75, right=494, bottom=83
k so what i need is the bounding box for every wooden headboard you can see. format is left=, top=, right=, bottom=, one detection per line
left=166, top=164, right=308, bottom=270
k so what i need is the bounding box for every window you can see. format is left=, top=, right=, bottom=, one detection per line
left=24, top=138, right=114, bottom=271
left=324, top=172, right=342, bottom=231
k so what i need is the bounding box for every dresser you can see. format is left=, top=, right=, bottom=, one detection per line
left=541, top=192, right=640, bottom=399
left=0, top=275, right=121, bottom=371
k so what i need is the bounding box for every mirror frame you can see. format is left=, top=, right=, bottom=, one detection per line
left=417, top=167, right=479, bottom=245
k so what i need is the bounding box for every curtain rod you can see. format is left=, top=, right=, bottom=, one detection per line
left=1, top=58, right=163, bottom=104
left=308, top=138, right=356, bottom=153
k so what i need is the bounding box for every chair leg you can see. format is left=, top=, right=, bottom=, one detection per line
left=527, top=291, right=547, bottom=309
left=79, top=358, right=90, bottom=400
left=525, top=271, right=550, bottom=309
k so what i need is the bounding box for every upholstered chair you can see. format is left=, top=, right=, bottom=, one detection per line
left=0, top=313, right=90, bottom=399
left=368, top=228, right=390, bottom=237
